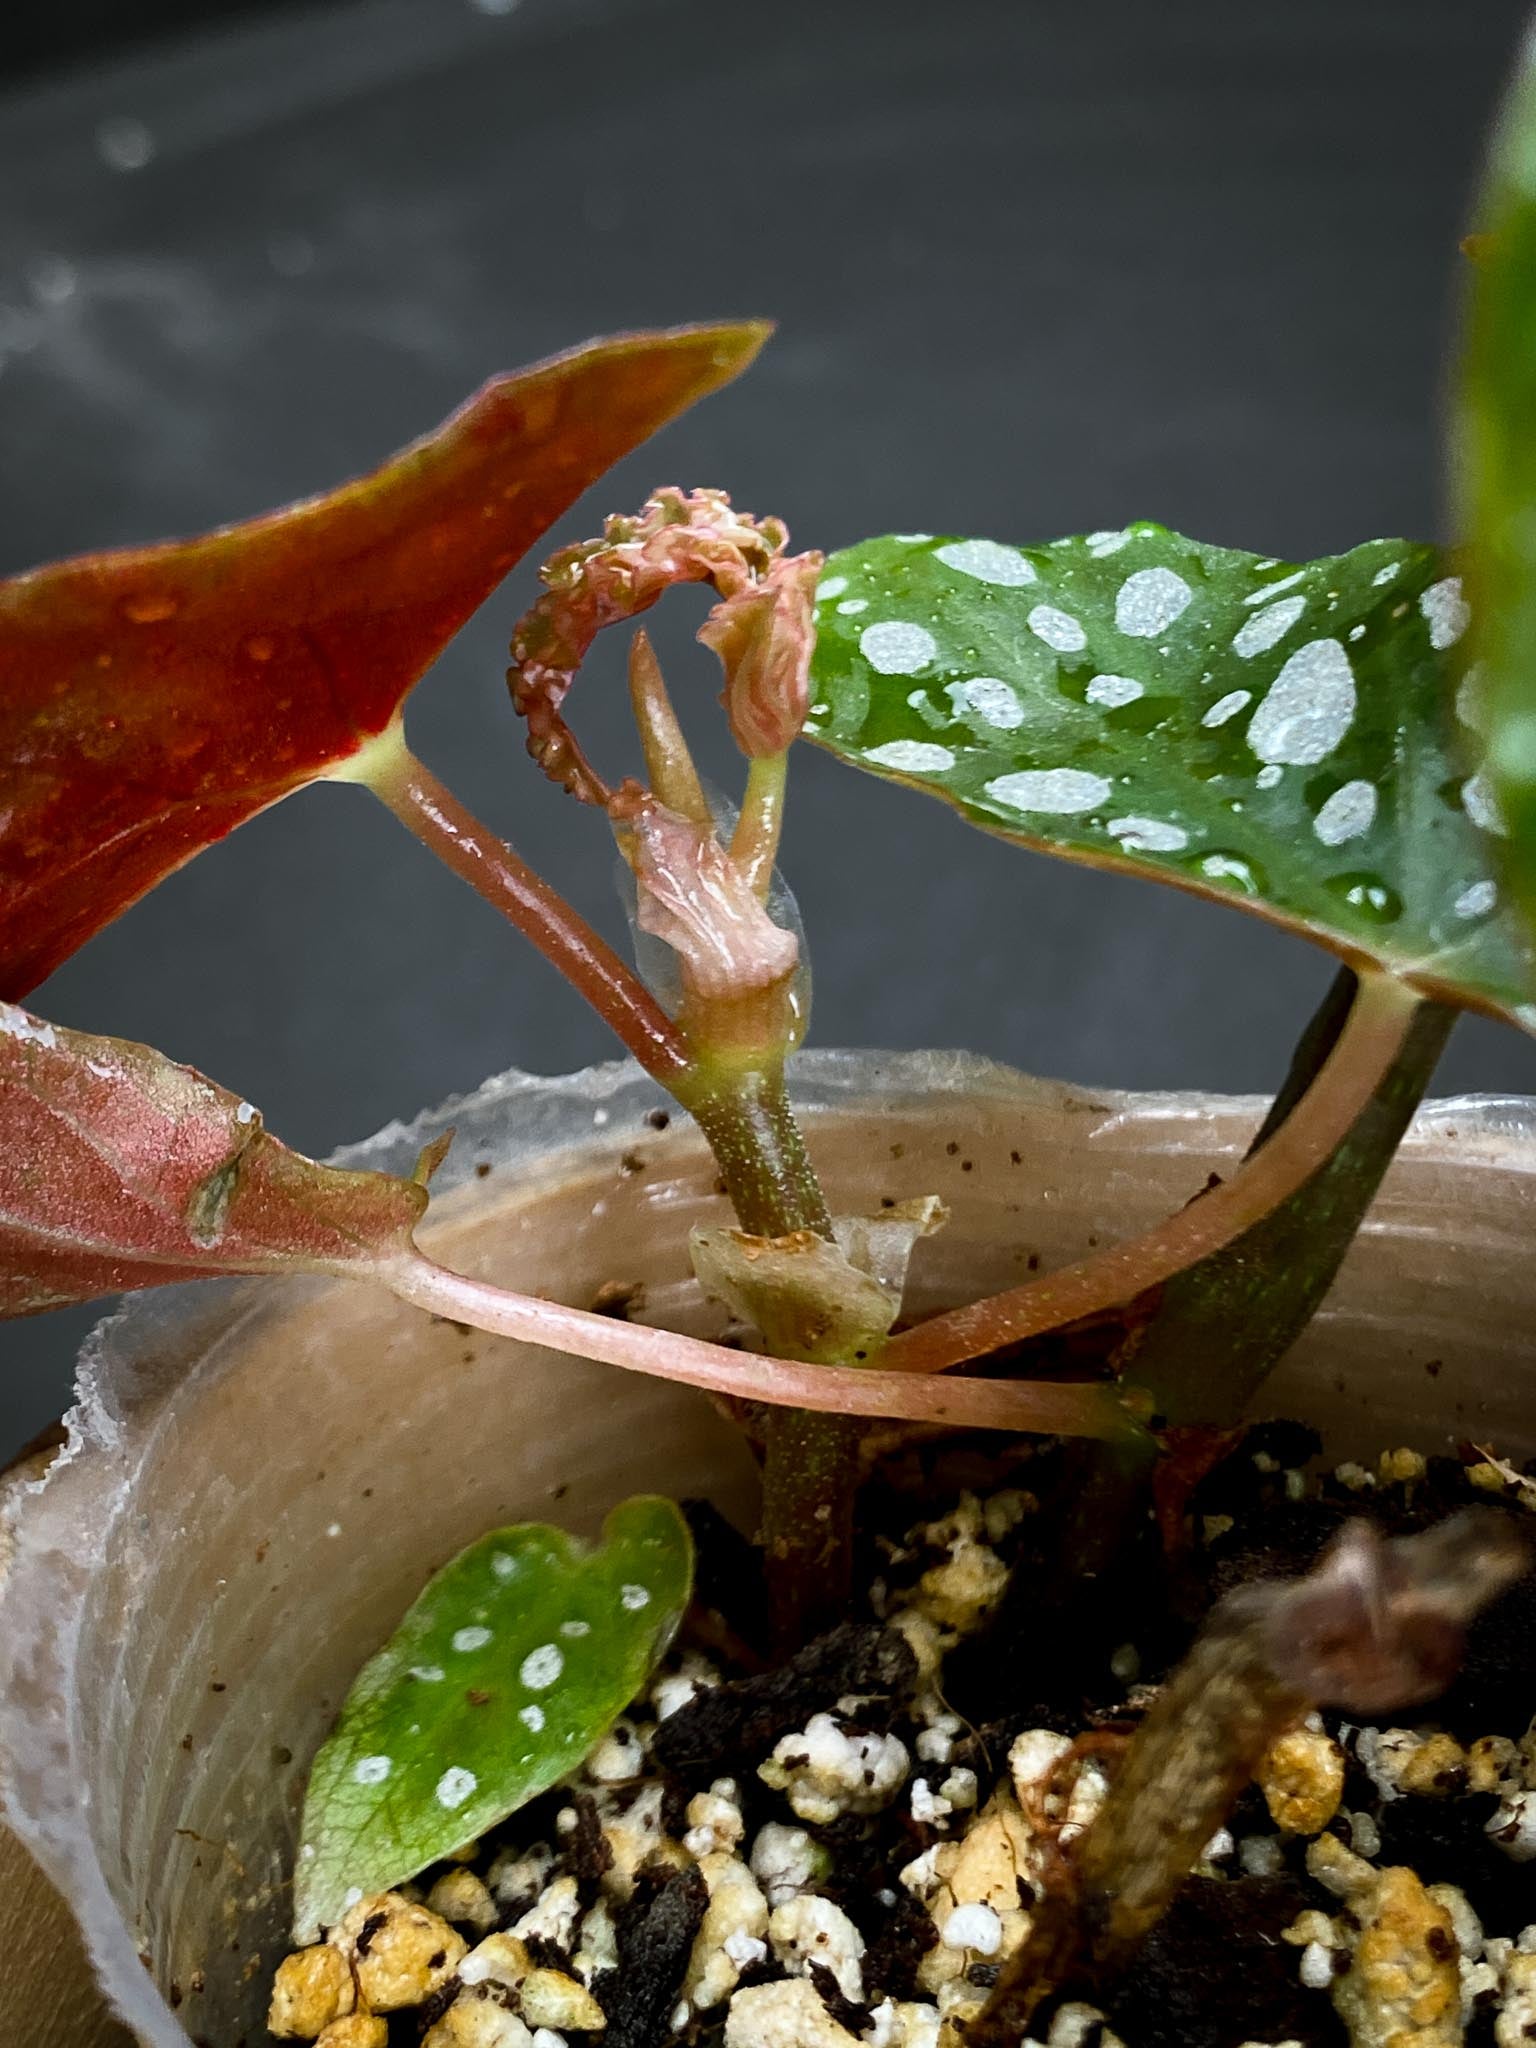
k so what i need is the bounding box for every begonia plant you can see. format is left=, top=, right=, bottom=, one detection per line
left=7, top=21, right=1536, bottom=1956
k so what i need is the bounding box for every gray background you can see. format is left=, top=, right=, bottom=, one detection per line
left=3, top=0, right=1533, bottom=1461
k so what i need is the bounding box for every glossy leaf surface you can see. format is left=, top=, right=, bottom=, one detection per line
left=1459, top=32, right=1536, bottom=932
left=295, top=1497, right=692, bottom=1941
left=0, top=322, right=768, bottom=996
left=0, top=1001, right=427, bottom=1315
left=805, top=527, right=1535, bottom=1024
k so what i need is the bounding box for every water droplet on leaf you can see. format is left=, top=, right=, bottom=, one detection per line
left=1194, top=850, right=1268, bottom=897
left=1325, top=872, right=1403, bottom=923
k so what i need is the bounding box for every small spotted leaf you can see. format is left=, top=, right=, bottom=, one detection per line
left=1460, top=33, right=1536, bottom=935
left=806, top=529, right=1535, bottom=1025
left=294, top=1496, right=692, bottom=1942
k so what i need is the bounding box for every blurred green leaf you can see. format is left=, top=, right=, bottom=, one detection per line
left=295, top=1496, right=692, bottom=1941
left=805, top=526, right=1533, bottom=1025
left=1459, top=24, right=1536, bottom=937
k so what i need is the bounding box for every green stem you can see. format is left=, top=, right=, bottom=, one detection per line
left=683, top=1059, right=866, bottom=1644
left=683, top=1061, right=832, bottom=1238
left=628, top=630, right=714, bottom=828
left=731, top=752, right=789, bottom=899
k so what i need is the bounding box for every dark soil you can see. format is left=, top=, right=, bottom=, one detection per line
left=307, top=1427, right=1536, bottom=2048
left=595, top=1864, right=710, bottom=2048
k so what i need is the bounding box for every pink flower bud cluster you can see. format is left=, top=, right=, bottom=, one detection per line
left=508, top=488, right=822, bottom=803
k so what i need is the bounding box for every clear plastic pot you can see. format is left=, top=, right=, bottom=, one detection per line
left=3, top=1050, right=1536, bottom=2046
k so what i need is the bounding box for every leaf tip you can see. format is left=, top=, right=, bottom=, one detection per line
left=412, top=1130, right=455, bottom=1188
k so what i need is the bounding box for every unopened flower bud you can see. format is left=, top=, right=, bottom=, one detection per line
left=624, top=799, right=799, bottom=1002
left=698, top=552, right=822, bottom=757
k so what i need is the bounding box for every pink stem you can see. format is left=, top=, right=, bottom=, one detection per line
left=378, top=1250, right=1143, bottom=1442
left=881, top=968, right=1423, bottom=1378
left=364, top=741, right=690, bottom=1082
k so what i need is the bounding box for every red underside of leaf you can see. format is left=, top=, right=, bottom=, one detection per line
left=0, top=322, right=769, bottom=997
left=0, top=1004, right=426, bottom=1316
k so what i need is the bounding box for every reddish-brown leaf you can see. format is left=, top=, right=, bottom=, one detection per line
left=0, top=321, right=769, bottom=997
left=0, top=1000, right=428, bottom=1315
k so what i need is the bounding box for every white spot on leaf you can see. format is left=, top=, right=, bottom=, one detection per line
left=1312, top=779, right=1378, bottom=846
left=933, top=538, right=1036, bottom=586
left=1085, top=673, right=1143, bottom=708
left=1256, top=764, right=1283, bottom=790
left=983, top=768, right=1112, bottom=815
left=1116, top=567, right=1193, bottom=637
left=1457, top=663, right=1488, bottom=732
left=1107, top=816, right=1188, bottom=853
left=1243, top=568, right=1306, bottom=605
left=946, top=677, right=1024, bottom=728
left=1232, top=594, right=1306, bottom=658
left=816, top=575, right=848, bottom=601
left=1202, top=689, right=1252, bottom=728
left=1246, top=639, right=1356, bottom=765
left=1455, top=879, right=1497, bottom=919
left=409, top=1665, right=445, bottom=1684
left=620, top=1583, right=651, bottom=1611
left=560, top=1619, right=591, bottom=1638
left=1086, top=529, right=1131, bottom=557
left=491, top=1553, right=518, bottom=1581
left=519, top=1704, right=546, bottom=1733
left=521, top=1644, right=564, bottom=1690
left=1420, top=576, right=1470, bottom=650
left=1372, top=561, right=1401, bottom=586
left=1028, top=604, right=1088, bottom=653
left=452, top=1626, right=492, bottom=1653
left=861, top=740, right=955, bottom=774
left=836, top=598, right=868, bottom=615
left=1464, top=771, right=1508, bottom=836
left=353, top=1755, right=392, bottom=1786
left=860, top=621, right=938, bottom=674
left=436, top=1767, right=477, bottom=1811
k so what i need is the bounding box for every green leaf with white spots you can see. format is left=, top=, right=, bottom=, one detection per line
left=293, top=1496, right=692, bottom=1942
left=1460, top=29, right=1536, bottom=937
left=806, top=527, right=1536, bottom=1027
